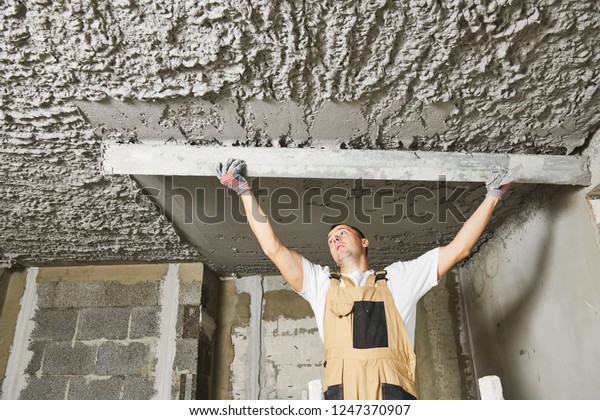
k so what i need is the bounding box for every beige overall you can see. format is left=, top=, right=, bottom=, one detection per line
left=322, top=271, right=417, bottom=400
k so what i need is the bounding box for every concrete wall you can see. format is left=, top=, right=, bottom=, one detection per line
left=459, top=132, right=600, bottom=399
left=0, top=262, right=219, bottom=400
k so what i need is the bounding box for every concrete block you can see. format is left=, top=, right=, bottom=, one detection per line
left=68, top=377, right=124, bottom=400
left=182, top=305, right=201, bottom=339
left=20, top=376, right=68, bottom=400
left=179, top=263, right=203, bottom=307
left=37, top=281, right=159, bottom=308
left=25, top=341, right=45, bottom=375
left=43, top=342, right=97, bottom=375
left=130, top=306, right=160, bottom=339
left=77, top=307, right=130, bottom=340
left=30, top=308, right=78, bottom=341
left=122, top=377, right=157, bottom=400
left=174, top=338, right=198, bottom=372
left=180, top=283, right=202, bottom=306
left=97, top=342, right=153, bottom=376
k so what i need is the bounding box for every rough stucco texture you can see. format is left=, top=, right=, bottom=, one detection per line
left=2, top=0, right=599, bottom=265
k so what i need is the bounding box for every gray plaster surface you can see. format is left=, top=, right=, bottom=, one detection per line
left=1, top=0, right=599, bottom=267
left=137, top=174, right=541, bottom=274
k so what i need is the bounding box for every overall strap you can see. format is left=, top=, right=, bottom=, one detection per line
left=374, top=270, right=389, bottom=289
left=365, top=270, right=388, bottom=287
left=365, top=273, right=376, bottom=287
left=329, top=271, right=356, bottom=287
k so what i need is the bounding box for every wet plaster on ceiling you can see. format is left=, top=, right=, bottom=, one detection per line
left=131, top=175, right=540, bottom=275
left=1, top=0, right=599, bottom=268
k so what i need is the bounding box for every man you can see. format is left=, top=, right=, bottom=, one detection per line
left=216, top=158, right=514, bottom=400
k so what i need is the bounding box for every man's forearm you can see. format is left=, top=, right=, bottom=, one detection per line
left=239, top=190, right=282, bottom=257
left=452, top=195, right=499, bottom=255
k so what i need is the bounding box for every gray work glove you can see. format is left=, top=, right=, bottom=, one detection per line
left=216, top=158, right=251, bottom=195
left=485, top=164, right=522, bottom=200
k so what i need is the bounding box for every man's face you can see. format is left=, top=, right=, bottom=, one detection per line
left=327, top=225, right=368, bottom=265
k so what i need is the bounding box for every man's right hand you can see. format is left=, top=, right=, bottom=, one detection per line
left=217, top=157, right=304, bottom=292
left=216, top=158, right=251, bottom=195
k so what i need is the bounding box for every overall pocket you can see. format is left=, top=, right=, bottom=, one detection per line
left=352, top=301, right=388, bottom=349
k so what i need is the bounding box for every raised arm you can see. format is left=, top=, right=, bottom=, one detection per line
left=437, top=166, right=518, bottom=280
left=217, top=159, right=304, bottom=291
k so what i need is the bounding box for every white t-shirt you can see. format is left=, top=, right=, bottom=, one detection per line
left=298, top=247, right=440, bottom=348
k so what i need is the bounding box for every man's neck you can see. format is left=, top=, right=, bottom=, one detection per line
left=339, top=258, right=370, bottom=274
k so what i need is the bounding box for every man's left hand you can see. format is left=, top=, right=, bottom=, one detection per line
left=486, top=164, right=522, bottom=200
left=216, top=158, right=251, bottom=195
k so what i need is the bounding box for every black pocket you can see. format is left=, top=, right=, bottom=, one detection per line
left=382, top=383, right=416, bottom=400
left=324, top=384, right=343, bottom=400
left=353, top=301, right=388, bottom=349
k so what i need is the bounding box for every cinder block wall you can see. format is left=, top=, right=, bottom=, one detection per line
left=0, top=262, right=219, bottom=400
left=21, top=265, right=164, bottom=400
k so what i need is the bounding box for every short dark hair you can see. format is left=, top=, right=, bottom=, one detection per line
left=329, top=224, right=366, bottom=239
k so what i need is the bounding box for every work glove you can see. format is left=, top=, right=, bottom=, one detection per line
left=485, top=164, right=522, bottom=200
left=216, top=158, right=251, bottom=195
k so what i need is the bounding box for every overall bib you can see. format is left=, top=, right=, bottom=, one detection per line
left=322, top=271, right=417, bottom=400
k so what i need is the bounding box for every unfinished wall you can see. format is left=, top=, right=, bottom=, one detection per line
left=0, top=262, right=219, bottom=400
left=459, top=131, right=600, bottom=399
left=2, top=0, right=599, bottom=267
left=214, top=275, right=323, bottom=399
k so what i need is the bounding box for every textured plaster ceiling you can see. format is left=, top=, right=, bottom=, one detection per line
left=1, top=0, right=599, bottom=270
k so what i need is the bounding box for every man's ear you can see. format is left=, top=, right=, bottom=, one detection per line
left=362, top=238, right=369, bottom=248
